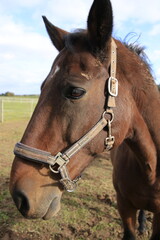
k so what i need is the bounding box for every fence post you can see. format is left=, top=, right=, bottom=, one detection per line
left=0, top=99, right=4, bottom=123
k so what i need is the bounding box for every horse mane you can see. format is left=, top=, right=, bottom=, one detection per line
left=122, top=33, right=152, bottom=74
left=125, top=42, right=152, bottom=70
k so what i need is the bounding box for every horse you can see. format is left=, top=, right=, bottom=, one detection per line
left=9, top=0, right=160, bottom=239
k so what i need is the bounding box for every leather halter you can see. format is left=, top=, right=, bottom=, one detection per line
left=14, top=39, right=118, bottom=192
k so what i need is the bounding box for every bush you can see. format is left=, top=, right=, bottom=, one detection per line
left=1, top=92, right=15, bottom=96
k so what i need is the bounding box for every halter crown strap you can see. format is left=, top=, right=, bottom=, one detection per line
left=107, top=38, right=118, bottom=108
left=14, top=38, right=118, bottom=192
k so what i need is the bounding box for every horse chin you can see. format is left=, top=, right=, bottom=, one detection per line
left=42, top=196, right=61, bottom=220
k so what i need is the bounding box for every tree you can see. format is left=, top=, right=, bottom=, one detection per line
left=3, top=92, right=15, bottom=96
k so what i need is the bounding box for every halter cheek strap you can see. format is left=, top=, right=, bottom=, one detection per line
left=105, top=38, right=118, bottom=150
left=14, top=38, right=118, bottom=192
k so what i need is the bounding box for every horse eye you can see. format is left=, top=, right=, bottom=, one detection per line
left=64, top=87, right=86, bottom=99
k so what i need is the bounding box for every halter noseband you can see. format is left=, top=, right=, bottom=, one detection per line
left=14, top=39, right=118, bottom=192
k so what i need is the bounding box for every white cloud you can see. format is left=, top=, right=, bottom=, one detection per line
left=112, top=0, right=160, bottom=24
left=147, top=49, right=160, bottom=64
left=0, top=0, right=44, bottom=9
left=0, top=0, right=160, bottom=94
left=0, top=14, right=57, bottom=94
left=150, top=24, right=160, bottom=36
left=34, top=0, right=92, bottom=31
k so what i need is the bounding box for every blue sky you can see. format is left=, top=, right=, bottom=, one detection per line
left=0, top=0, right=160, bottom=95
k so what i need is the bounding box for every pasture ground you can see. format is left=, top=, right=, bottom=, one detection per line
left=0, top=97, right=38, bottom=122
left=0, top=119, right=153, bottom=240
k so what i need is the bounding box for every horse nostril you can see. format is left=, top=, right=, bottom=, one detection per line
left=13, top=191, right=30, bottom=217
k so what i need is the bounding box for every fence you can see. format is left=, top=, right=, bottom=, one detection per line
left=0, top=97, right=38, bottom=123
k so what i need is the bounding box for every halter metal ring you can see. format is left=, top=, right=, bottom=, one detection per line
left=49, top=152, right=69, bottom=174
left=103, top=110, right=114, bottom=123
left=49, top=164, right=60, bottom=174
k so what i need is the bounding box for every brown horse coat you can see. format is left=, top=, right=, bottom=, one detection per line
left=10, top=0, right=160, bottom=239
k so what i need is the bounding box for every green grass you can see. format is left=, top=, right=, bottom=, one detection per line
left=3, top=101, right=37, bottom=121
left=0, top=96, right=38, bottom=122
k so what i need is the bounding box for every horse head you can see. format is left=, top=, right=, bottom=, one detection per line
left=10, top=0, right=132, bottom=220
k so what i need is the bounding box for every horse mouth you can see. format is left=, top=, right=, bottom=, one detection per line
left=42, top=196, right=61, bottom=220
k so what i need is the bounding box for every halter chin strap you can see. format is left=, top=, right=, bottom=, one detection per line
left=14, top=38, right=118, bottom=192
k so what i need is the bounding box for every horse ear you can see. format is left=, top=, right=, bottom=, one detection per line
left=42, top=16, right=69, bottom=51
left=87, top=0, right=113, bottom=52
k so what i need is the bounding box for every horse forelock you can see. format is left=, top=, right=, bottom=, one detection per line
left=64, top=30, right=111, bottom=63
left=64, top=30, right=90, bottom=52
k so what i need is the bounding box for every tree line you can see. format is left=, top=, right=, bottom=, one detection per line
left=0, top=92, right=39, bottom=97
left=1, top=85, right=160, bottom=97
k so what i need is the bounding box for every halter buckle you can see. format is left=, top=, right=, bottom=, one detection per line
left=105, top=119, right=115, bottom=151
left=108, top=77, right=118, bottom=97
left=60, top=178, right=77, bottom=192
left=49, top=152, right=69, bottom=173
left=105, top=136, right=115, bottom=151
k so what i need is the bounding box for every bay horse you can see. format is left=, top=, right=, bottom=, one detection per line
left=9, top=0, right=160, bottom=239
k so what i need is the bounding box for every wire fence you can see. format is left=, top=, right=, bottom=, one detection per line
left=0, top=97, right=38, bottom=123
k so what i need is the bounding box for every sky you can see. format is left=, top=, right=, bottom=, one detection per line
left=0, top=0, right=160, bottom=95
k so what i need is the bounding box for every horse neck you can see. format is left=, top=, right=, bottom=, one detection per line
left=131, top=60, right=160, bottom=155
left=118, top=42, right=160, bottom=149
left=136, top=82, right=160, bottom=174
left=118, top=41, right=160, bottom=180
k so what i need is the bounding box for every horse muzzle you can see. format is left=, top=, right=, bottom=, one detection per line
left=11, top=186, right=62, bottom=220
left=10, top=158, right=63, bottom=220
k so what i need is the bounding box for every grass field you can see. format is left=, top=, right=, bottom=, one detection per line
left=0, top=97, right=38, bottom=122
left=0, top=117, right=153, bottom=239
